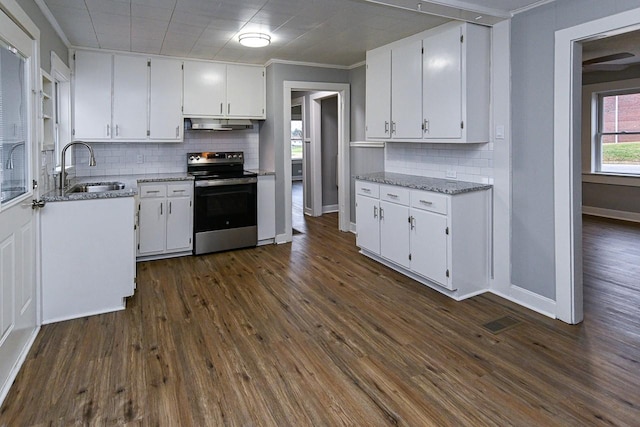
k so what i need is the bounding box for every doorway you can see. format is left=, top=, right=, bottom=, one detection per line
left=282, top=82, right=350, bottom=242
left=554, top=7, right=640, bottom=323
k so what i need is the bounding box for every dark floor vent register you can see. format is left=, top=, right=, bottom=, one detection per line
left=482, top=316, right=521, bottom=334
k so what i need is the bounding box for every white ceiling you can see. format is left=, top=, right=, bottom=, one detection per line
left=41, top=0, right=551, bottom=66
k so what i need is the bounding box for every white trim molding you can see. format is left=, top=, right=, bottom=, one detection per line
left=491, top=287, right=557, bottom=319
left=582, top=206, right=640, bottom=223
left=554, top=7, right=640, bottom=324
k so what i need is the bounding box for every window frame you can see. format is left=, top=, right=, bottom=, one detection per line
left=595, top=87, right=640, bottom=176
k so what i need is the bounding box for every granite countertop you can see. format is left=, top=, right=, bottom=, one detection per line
left=42, top=173, right=194, bottom=203
left=355, top=172, right=492, bottom=195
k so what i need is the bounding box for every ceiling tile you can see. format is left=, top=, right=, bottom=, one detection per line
left=131, top=37, right=163, bottom=54
left=85, top=0, right=131, bottom=17
left=131, top=4, right=174, bottom=20
left=96, top=32, right=131, bottom=51
left=44, top=0, right=87, bottom=10
left=132, top=0, right=176, bottom=8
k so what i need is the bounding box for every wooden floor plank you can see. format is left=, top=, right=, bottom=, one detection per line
left=1, top=214, right=640, bottom=426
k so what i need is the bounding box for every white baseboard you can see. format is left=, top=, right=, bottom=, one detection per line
left=42, top=304, right=126, bottom=325
left=257, top=238, right=275, bottom=246
left=0, top=326, right=40, bottom=407
left=582, top=206, right=640, bottom=223
left=322, top=204, right=339, bottom=214
left=275, top=233, right=290, bottom=244
left=350, top=222, right=356, bottom=233
left=490, top=286, right=557, bottom=319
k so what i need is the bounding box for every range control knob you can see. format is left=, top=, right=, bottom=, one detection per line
left=195, top=156, right=201, bottom=161
left=238, top=154, right=243, bottom=157
left=189, top=156, right=195, bottom=161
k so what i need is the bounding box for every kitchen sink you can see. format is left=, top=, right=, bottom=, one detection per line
left=68, top=182, right=126, bottom=193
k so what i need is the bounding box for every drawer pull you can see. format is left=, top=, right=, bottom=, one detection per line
left=373, top=205, right=378, bottom=219
left=419, top=200, right=433, bottom=205
left=172, top=189, right=186, bottom=193
left=387, top=193, right=398, bottom=198
left=362, top=188, right=371, bottom=193
left=146, top=190, right=160, bottom=194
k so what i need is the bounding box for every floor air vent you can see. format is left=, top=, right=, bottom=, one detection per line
left=482, top=316, right=521, bottom=334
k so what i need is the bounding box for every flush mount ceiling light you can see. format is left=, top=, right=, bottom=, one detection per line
left=239, top=32, right=271, bottom=48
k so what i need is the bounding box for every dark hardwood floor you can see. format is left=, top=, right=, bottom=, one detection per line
left=1, top=214, right=639, bottom=425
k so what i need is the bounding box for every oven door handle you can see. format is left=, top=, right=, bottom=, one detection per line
left=195, top=177, right=258, bottom=187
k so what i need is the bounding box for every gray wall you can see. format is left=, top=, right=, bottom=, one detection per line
left=349, top=65, right=366, bottom=141
left=16, top=0, right=68, bottom=70
left=511, top=0, right=640, bottom=300
left=321, top=96, right=338, bottom=207
left=260, top=63, right=350, bottom=236
left=583, top=183, right=640, bottom=212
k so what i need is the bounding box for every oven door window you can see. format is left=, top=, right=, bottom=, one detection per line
left=195, top=184, right=257, bottom=232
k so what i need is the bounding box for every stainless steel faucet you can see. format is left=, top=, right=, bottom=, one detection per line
left=59, top=142, right=96, bottom=192
left=4, top=141, right=25, bottom=169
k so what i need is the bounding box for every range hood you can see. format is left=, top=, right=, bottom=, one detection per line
left=187, top=118, right=253, bottom=131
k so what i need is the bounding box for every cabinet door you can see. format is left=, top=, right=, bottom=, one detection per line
left=138, top=198, right=166, bottom=255
left=74, top=51, right=112, bottom=139
left=166, top=196, right=192, bottom=252
left=365, top=48, right=391, bottom=139
left=391, top=39, right=423, bottom=139
left=379, top=200, right=410, bottom=268
left=355, top=195, right=380, bottom=255
left=258, top=175, right=276, bottom=241
left=410, top=209, right=450, bottom=288
left=150, top=58, right=183, bottom=140
left=423, top=25, right=462, bottom=139
left=226, top=64, right=265, bottom=118
left=113, top=55, right=148, bottom=140
left=183, top=61, right=226, bottom=116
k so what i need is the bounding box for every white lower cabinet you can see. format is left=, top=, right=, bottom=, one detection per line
left=41, top=197, right=136, bottom=323
left=137, top=181, right=193, bottom=259
left=355, top=179, right=490, bottom=299
left=258, top=175, right=276, bottom=243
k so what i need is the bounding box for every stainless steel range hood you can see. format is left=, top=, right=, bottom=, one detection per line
left=187, top=118, right=253, bottom=131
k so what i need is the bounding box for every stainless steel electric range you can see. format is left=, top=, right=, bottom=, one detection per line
left=187, top=152, right=258, bottom=255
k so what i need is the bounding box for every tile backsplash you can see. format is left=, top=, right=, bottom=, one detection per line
left=385, top=142, right=494, bottom=184
left=73, top=127, right=259, bottom=177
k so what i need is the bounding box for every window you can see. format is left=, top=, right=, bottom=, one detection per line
left=596, top=90, right=640, bottom=175
left=291, top=120, right=303, bottom=160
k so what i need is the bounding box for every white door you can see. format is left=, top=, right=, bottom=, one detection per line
left=0, top=11, right=38, bottom=402
left=113, top=55, right=148, bottom=140
left=411, top=209, right=450, bottom=288
left=365, top=47, right=391, bottom=139
left=166, top=196, right=192, bottom=252
left=226, top=64, right=264, bottom=118
left=423, top=25, right=462, bottom=139
left=149, top=57, right=183, bottom=140
left=391, top=39, right=423, bottom=139
left=137, top=197, right=166, bottom=255
left=74, top=50, right=112, bottom=139
left=183, top=60, right=226, bottom=117
left=380, top=201, right=410, bottom=268
left=355, top=195, right=380, bottom=254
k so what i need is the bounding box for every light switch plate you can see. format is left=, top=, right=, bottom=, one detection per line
left=496, top=125, right=505, bottom=140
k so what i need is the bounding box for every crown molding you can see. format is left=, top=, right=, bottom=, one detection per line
left=34, top=0, right=70, bottom=47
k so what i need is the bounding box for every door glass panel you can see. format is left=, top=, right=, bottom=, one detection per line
left=0, top=40, right=28, bottom=205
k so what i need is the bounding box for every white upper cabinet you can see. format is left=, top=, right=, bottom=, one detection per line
left=74, top=51, right=112, bottom=140
left=365, top=47, right=391, bottom=139
left=227, top=64, right=265, bottom=118
left=183, top=61, right=226, bottom=117
left=149, top=58, right=183, bottom=141
left=365, top=22, right=490, bottom=144
left=391, top=39, right=423, bottom=139
left=113, top=55, right=148, bottom=140
left=183, top=61, right=265, bottom=119
left=422, top=23, right=490, bottom=143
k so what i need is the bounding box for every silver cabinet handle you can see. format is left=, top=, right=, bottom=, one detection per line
left=228, top=103, right=230, bottom=114
left=423, top=119, right=429, bottom=133
left=146, top=190, right=160, bottom=194
left=106, top=124, right=110, bottom=137
left=387, top=193, right=398, bottom=198
left=379, top=207, right=384, bottom=219
left=169, top=201, right=172, bottom=214
left=116, top=124, right=119, bottom=136
left=373, top=205, right=378, bottom=219
left=160, top=202, right=163, bottom=215
left=172, top=189, right=186, bottom=193
left=419, top=200, right=433, bottom=205
left=384, top=121, right=389, bottom=133
left=220, top=103, right=223, bottom=114
left=391, top=121, right=396, bottom=134
left=362, top=188, right=371, bottom=193
left=176, top=126, right=180, bottom=138
left=410, top=216, right=415, bottom=230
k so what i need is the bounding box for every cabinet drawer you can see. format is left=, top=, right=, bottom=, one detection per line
left=356, top=181, right=379, bottom=198
left=380, top=185, right=409, bottom=205
left=167, top=182, right=193, bottom=197
left=411, top=190, right=448, bottom=214
left=139, top=184, right=166, bottom=198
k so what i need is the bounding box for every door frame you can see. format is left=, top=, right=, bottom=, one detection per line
left=283, top=82, right=350, bottom=241
left=554, top=7, right=640, bottom=324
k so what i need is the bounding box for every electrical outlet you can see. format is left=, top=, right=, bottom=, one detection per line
left=136, top=154, right=144, bottom=164
left=446, top=170, right=457, bottom=179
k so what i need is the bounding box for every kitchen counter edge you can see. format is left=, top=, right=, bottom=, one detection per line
left=355, top=172, right=492, bottom=195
